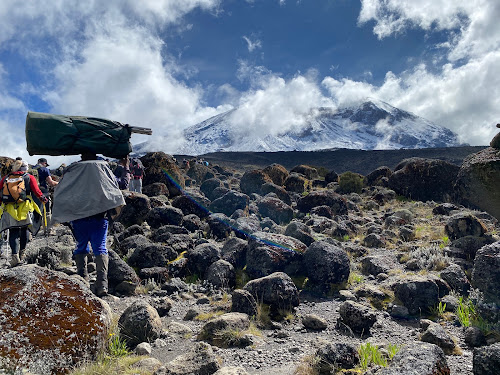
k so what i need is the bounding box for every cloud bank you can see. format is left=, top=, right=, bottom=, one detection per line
left=0, top=0, right=498, bottom=163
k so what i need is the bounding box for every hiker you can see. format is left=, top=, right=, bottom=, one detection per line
left=51, top=152, right=125, bottom=296
left=0, top=159, right=47, bottom=267
left=129, top=158, right=145, bottom=194
left=114, top=157, right=131, bottom=190
left=35, top=158, right=59, bottom=193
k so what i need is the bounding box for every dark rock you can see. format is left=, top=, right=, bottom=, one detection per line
left=324, top=170, right=339, bottom=184
left=210, top=191, right=250, bottom=217
left=365, top=166, right=393, bottom=186
left=291, top=164, right=318, bottom=180
left=362, top=233, right=385, bottom=248
left=161, top=277, right=189, bottom=294
left=186, top=243, right=221, bottom=277
left=388, top=157, right=460, bottom=202
left=200, top=178, right=224, bottom=200
left=337, top=301, right=377, bottom=334
left=378, top=342, right=449, bottom=375
left=233, top=216, right=261, bottom=238
left=171, top=193, right=210, bottom=218
left=257, top=195, right=293, bottom=225
left=284, top=221, right=315, bottom=246
left=472, top=241, right=500, bottom=305
left=240, top=170, right=272, bottom=195
left=118, top=192, right=151, bottom=227
left=108, top=249, right=140, bottom=295
left=138, top=267, right=169, bottom=284
left=361, top=254, right=399, bottom=276
left=206, top=260, right=236, bottom=289
left=454, top=147, right=500, bottom=221
left=444, top=213, right=487, bottom=240
left=297, top=190, right=348, bottom=214
left=245, top=232, right=307, bottom=278
left=302, top=314, right=328, bottom=331
left=118, top=300, right=163, bottom=348
left=116, top=224, right=145, bottom=243
left=151, top=296, right=174, bottom=317
left=221, top=237, right=248, bottom=268
left=152, top=225, right=189, bottom=242
left=262, top=163, right=289, bottom=186
left=142, top=182, right=169, bottom=197
left=231, top=289, right=258, bottom=317
left=310, top=205, right=334, bottom=219
left=128, top=243, right=178, bottom=269
left=146, top=206, right=184, bottom=229
left=165, top=234, right=195, bottom=254
left=141, top=152, right=185, bottom=197
left=198, top=313, right=250, bottom=347
left=450, top=235, right=494, bottom=261
left=473, top=343, right=500, bottom=375
left=183, top=214, right=203, bottom=232
left=420, top=322, right=457, bottom=354
left=187, top=163, right=214, bottom=184
left=393, top=276, right=440, bottom=315
left=315, top=342, right=359, bottom=373
left=440, top=264, right=471, bottom=295
left=433, top=203, right=460, bottom=215
left=304, top=241, right=350, bottom=292
left=465, top=326, right=486, bottom=348
left=207, top=213, right=233, bottom=239
left=243, top=272, right=300, bottom=318
left=260, top=182, right=292, bottom=205
left=155, top=342, right=220, bottom=375
left=284, top=173, right=308, bottom=194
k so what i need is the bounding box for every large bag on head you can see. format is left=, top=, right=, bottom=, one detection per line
left=2, top=173, right=29, bottom=204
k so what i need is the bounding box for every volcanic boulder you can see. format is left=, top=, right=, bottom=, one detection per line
left=389, top=157, right=460, bottom=202
left=0, top=265, right=112, bottom=374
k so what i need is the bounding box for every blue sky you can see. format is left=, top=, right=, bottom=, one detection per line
left=0, top=0, right=499, bottom=163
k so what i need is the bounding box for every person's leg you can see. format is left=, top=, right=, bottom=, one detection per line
left=89, top=218, right=109, bottom=296
left=19, top=227, right=29, bottom=260
left=138, top=178, right=143, bottom=194
left=8, top=228, right=21, bottom=266
left=71, top=219, right=91, bottom=280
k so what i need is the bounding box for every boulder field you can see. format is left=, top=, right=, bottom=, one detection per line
left=1, top=145, right=500, bottom=375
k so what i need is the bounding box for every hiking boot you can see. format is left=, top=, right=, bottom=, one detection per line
left=95, top=254, right=109, bottom=297
left=10, top=253, right=21, bottom=267
left=75, top=253, right=89, bottom=282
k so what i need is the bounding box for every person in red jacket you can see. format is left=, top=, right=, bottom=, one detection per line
left=0, top=159, right=47, bottom=266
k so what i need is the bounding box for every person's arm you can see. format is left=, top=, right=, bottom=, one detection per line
left=45, top=175, right=58, bottom=187
left=29, top=175, right=44, bottom=199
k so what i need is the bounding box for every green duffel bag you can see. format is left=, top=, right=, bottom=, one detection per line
left=25, top=111, right=133, bottom=158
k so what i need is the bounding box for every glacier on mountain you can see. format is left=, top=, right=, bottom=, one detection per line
left=175, top=99, right=461, bottom=155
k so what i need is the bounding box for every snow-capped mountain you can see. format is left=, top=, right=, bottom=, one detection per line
left=177, top=99, right=461, bottom=155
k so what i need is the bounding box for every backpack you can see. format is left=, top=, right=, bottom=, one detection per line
left=2, top=173, right=30, bottom=203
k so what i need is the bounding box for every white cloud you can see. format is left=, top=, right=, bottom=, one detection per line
left=0, top=0, right=223, bottom=157
left=243, top=36, right=262, bottom=52
left=229, top=67, right=334, bottom=139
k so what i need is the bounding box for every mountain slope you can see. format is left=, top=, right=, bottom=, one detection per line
left=178, top=99, right=461, bottom=155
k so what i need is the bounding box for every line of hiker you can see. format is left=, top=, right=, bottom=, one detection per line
left=0, top=153, right=144, bottom=297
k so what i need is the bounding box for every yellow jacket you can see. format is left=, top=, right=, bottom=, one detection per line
left=0, top=196, right=42, bottom=221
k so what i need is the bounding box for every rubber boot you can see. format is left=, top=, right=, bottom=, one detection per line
left=95, top=254, right=109, bottom=297
left=10, top=253, right=21, bottom=267
left=75, top=253, right=89, bottom=282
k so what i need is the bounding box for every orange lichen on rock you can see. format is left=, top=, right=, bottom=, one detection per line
left=0, top=265, right=112, bottom=374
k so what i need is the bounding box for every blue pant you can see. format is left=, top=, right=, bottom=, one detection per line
left=71, top=217, right=108, bottom=255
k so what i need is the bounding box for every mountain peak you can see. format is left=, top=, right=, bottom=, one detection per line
left=175, top=100, right=460, bottom=155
